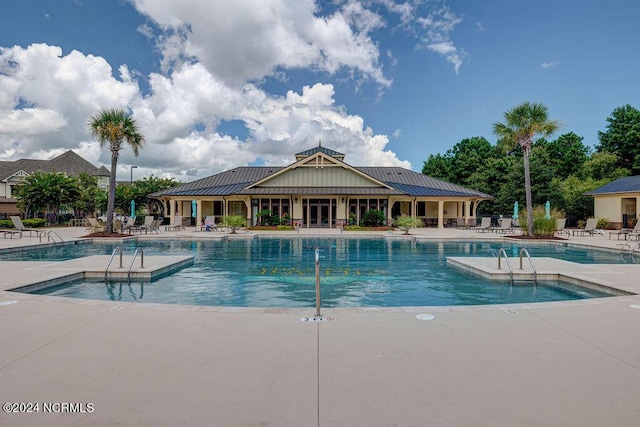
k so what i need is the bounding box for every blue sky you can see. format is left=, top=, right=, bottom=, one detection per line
left=1, top=0, right=638, bottom=182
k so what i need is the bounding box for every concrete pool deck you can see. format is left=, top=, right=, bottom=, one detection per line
left=1, top=226, right=640, bottom=426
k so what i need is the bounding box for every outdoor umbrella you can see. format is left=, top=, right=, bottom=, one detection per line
left=130, top=200, right=136, bottom=218
left=545, top=200, right=551, bottom=219
left=192, top=200, right=197, bottom=218
left=513, top=201, right=519, bottom=219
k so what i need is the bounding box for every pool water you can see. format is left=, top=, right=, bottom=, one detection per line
left=14, top=238, right=618, bottom=307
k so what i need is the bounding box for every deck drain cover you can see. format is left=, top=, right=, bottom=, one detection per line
left=301, top=316, right=335, bottom=322
left=416, top=314, right=435, bottom=320
left=630, top=305, right=640, bottom=310
left=0, top=300, right=18, bottom=306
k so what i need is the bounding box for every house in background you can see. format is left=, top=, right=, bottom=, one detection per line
left=0, top=151, right=110, bottom=217
left=586, top=175, right=640, bottom=229
left=149, top=144, right=493, bottom=228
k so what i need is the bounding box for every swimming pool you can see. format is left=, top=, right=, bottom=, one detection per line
left=11, top=237, right=621, bottom=307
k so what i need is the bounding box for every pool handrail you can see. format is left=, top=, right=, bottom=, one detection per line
left=519, top=248, right=538, bottom=286
left=127, top=247, right=144, bottom=282
left=105, top=247, right=123, bottom=281
left=496, top=248, right=514, bottom=285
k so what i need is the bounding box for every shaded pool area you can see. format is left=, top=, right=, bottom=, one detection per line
left=11, top=237, right=623, bottom=307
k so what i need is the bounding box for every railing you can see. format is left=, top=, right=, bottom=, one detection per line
left=497, top=248, right=513, bottom=285
left=315, top=248, right=321, bottom=317
left=105, top=247, right=123, bottom=281
left=47, top=231, right=63, bottom=243
left=519, top=248, right=538, bottom=286
left=127, top=247, right=144, bottom=282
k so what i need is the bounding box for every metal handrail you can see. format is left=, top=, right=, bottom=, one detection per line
left=497, top=248, right=513, bottom=285
left=47, top=230, right=63, bottom=243
left=519, top=248, right=538, bottom=286
left=315, top=248, right=321, bottom=317
left=127, top=247, right=145, bottom=282
left=105, top=247, right=123, bottom=281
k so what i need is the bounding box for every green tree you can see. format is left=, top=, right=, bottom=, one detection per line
left=72, top=172, right=101, bottom=218
left=88, top=108, right=145, bottom=233
left=133, top=175, right=180, bottom=215
left=421, top=137, right=499, bottom=186
left=580, top=151, right=629, bottom=181
left=446, top=137, right=499, bottom=186
left=421, top=153, right=451, bottom=181
left=545, top=132, right=590, bottom=178
left=493, top=102, right=560, bottom=236
left=12, top=171, right=81, bottom=222
left=596, top=104, right=640, bottom=174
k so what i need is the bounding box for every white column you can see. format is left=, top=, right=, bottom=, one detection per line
left=465, top=200, right=471, bottom=226
left=438, top=200, right=444, bottom=229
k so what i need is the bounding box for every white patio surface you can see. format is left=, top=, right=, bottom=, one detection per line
left=1, top=225, right=640, bottom=426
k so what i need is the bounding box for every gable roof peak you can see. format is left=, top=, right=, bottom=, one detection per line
left=295, top=143, right=345, bottom=161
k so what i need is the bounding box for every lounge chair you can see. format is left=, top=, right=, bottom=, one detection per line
left=201, top=216, right=218, bottom=231
left=555, top=218, right=569, bottom=237
left=165, top=215, right=185, bottom=231
left=493, top=218, right=514, bottom=234
left=455, top=217, right=469, bottom=229
left=121, top=216, right=137, bottom=234
left=0, top=229, right=22, bottom=239
left=139, top=219, right=162, bottom=234
left=609, top=221, right=640, bottom=240
left=86, top=217, right=106, bottom=233
left=474, top=217, right=492, bottom=233
left=10, top=216, right=46, bottom=237
left=575, top=218, right=603, bottom=236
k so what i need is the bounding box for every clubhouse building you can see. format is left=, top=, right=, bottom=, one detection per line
left=149, top=144, right=492, bottom=228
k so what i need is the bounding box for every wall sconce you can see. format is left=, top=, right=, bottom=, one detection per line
left=294, top=197, right=298, bottom=204
left=341, top=197, right=345, bottom=203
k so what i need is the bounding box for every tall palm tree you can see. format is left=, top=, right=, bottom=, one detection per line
left=88, top=108, right=145, bottom=233
left=493, top=102, right=560, bottom=236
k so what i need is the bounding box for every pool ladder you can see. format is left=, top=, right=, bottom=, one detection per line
left=104, top=247, right=145, bottom=282
left=497, top=248, right=537, bottom=286
left=35, top=230, right=64, bottom=244
left=619, top=241, right=640, bottom=260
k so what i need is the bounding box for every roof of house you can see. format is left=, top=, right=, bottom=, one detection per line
left=585, top=175, right=640, bottom=195
left=149, top=165, right=493, bottom=199
left=0, top=150, right=110, bottom=181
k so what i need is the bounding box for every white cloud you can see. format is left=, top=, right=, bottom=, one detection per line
left=541, top=61, right=559, bottom=69
left=414, top=2, right=467, bottom=73
left=392, top=128, right=401, bottom=138
left=475, top=22, right=484, bottom=31
left=0, top=43, right=408, bottom=181
left=129, top=0, right=390, bottom=87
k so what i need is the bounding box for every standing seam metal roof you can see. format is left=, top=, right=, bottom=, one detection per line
left=585, top=175, right=640, bottom=195
left=149, top=165, right=492, bottom=199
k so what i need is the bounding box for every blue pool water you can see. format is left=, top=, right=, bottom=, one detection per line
left=12, top=238, right=620, bottom=307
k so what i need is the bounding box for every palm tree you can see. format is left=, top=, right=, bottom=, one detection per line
left=88, top=108, right=145, bottom=233
left=493, top=102, right=560, bottom=236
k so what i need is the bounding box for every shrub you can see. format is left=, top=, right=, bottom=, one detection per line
left=597, top=218, right=609, bottom=229
left=23, top=218, right=47, bottom=228
left=221, top=215, right=247, bottom=234
left=348, top=213, right=357, bottom=225
left=519, top=206, right=564, bottom=236
left=256, top=209, right=281, bottom=226
left=0, top=218, right=46, bottom=228
left=393, top=215, right=424, bottom=235
left=360, top=209, right=386, bottom=227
